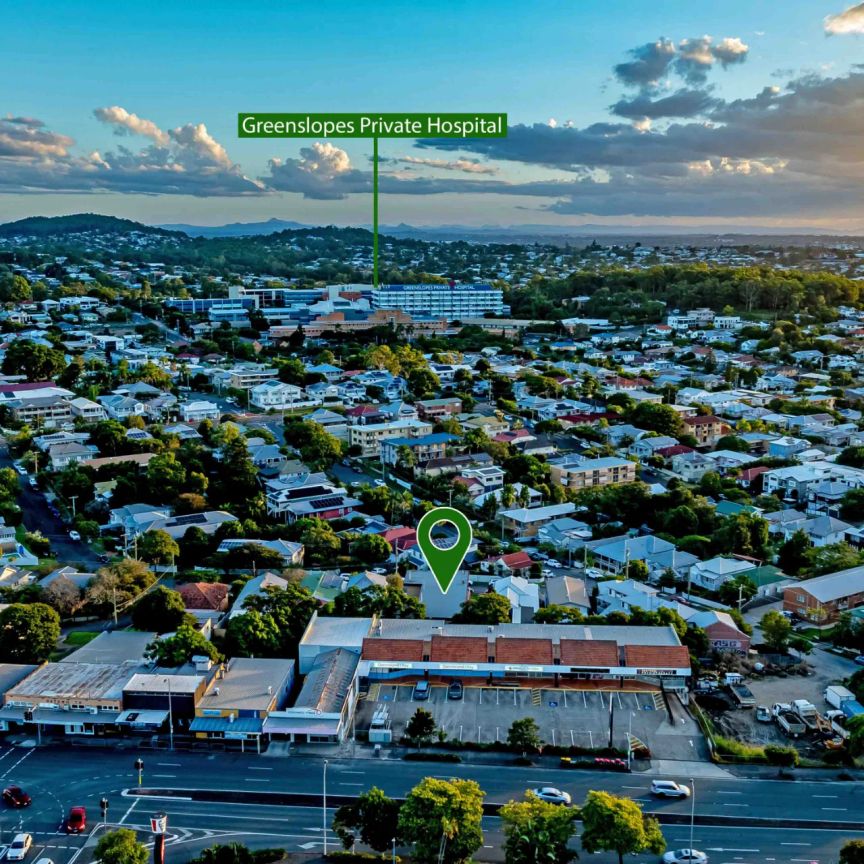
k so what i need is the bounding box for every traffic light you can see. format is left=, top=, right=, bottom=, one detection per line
left=23, top=709, right=33, bottom=722
left=134, top=758, right=144, bottom=771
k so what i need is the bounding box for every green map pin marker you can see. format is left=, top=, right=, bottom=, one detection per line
left=416, top=506, right=473, bottom=594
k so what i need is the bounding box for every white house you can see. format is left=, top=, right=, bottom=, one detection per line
left=180, top=401, right=221, bottom=423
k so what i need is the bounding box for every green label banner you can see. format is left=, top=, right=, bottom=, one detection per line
left=238, top=112, right=507, bottom=138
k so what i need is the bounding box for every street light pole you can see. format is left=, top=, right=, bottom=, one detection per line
left=70, top=495, right=78, bottom=518
left=627, top=712, right=633, bottom=770
left=165, top=677, right=174, bottom=751
left=323, top=760, right=329, bottom=855
left=392, top=837, right=396, bottom=864
left=689, top=777, right=696, bottom=852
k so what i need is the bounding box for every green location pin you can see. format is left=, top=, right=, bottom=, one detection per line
left=416, top=506, right=473, bottom=594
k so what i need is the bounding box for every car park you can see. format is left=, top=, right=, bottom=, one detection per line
left=2, top=786, right=31, bottom=807
left=651, top=780, right=691, bottom=798
left=662, top=851, right=707, bottom=864
left=7, top=834, right=32, bottom=861
left=531, top=787, right=571, bottom=805
left=447, top=680, right=463, bottom=700
left=65, top=806, right=86, bottom=834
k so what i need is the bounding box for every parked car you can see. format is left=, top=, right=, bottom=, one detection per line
left=68, top=530, right=81, bottom=542
left=12, top=463, right=26, bottom=476
left=662, top=851, right=707, bottom=864
left=65, top=806, right=86, bottom=834
left=585, top=567, right=604, bottom=578
left=755, top=705, right=771, bottom=723
left=854, top=655, right=864, bottom=666
left=2, top=786, right=31, bottom=807
left=651, top=780, right=691, bottom=798
left=28, top=478, right=38, bottom=489
left=447, top=680, right=464, bottom=700
left=7, top=834, right=32, bottom=860
left=412, top=681, right=430, bottom=701
left=530, top=787, right=571, bottom=805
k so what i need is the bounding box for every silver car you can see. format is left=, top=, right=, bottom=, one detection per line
left=530, top=787, right=571, bottom=805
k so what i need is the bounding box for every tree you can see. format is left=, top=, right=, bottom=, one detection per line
left=333, top=786, right=402, bottom=853
left=0, top=603, right=60, bottom=662
left=629, top=402, right=684, bottom=437
left=1, top=340, right=66, bottom=382
left=284, top=419, right=343, bottom=469
left=147, top=623, right=220, bottom=666
left=717, top=574, right=757, bottom=607
left=328, top=585, right=425, bottom=619
left=131, top=586, right=190, bottom=633
left=788, top=635, right=812, bottom=658
left=352, top=533, right=392, bottom=565
left=453, top=592, right=511, bottom=624
left=533, top=605, right=583, bottom=624
left=840, top=488, right=864, bottom=522
left=846, top=714, right=864, bottom=757
left=146, top=453, right=187, bottom=502
left=500, top=793, right=579, bottom=864
left=806, top=542, right=863, bottom=576
left=94, top=829, right=148, bottom=864
left=840, top=839, right=864, bottom=864
left=290, top=517, right=341, bottom=564
left=138, top=530, right=180, bottom=566
left=405, top=707, right=436, bottom=746
left=760, top=609, right=793, bottom=653
left=507, top=717, right=543, bottom=754
left=580, top=790, right=665, bottom=864
left=628, top=559, right=649, bottom=581
left=42, top=575, right=84, bottom=618
left=86, top=558, right=155, bottom=615
left=398, top=777, right=484, bottom=864
left=777, top=530, right=811, bottom=576
left=713, top=511, right=770, bottom=560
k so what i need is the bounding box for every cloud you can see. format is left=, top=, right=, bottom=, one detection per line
left=825, top=2, right=864, bottom=34
left=396, top=156, right=496, bottom=174
left=0, top=107, right=263, bottom=196
left=676, top=35, right=749, bottom=83
left=611, top=88, right=719, bottom=120
left=94, top=106, right=169, bottom=145
left=0, top=115, right=73, bottom=158
left=614, top=39, right=677, bottom=89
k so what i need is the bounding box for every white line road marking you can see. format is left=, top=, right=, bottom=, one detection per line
left=338, top=783, right=364, bottom=787
left=119, top=798, right=139, bottom=825
left=781, top=843, right=811, bottom=847
left=717, top=791, right=743, bottom=795
left=153, top=774, right=177, bottom=778
left=721, top=803, right=748, bottom=807
left=812, top=795, right=837, bottom=798
left=247, top=767, right=272, bottom=771
left=0, top=749, right=33, bottom=779
left=821, top=807, right=848, bottom=811
left=157, top=763, right=182, bottom=767
left=245, top=779, right=269, bottom=783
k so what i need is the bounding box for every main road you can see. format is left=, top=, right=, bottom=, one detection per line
left=0, top=745, right=862, bottom=863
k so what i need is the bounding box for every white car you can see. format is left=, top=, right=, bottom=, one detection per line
left=12, top=463, right=26, bottom=476
left=530, top=787, right=571, bottom=805
left=7, top=833, right=32, bottom=861
left=546, top=560, right=561, bottom=568
left=662, top=850, right=707, bottom=864
left=68, top=530, right=81, bottom=542
left=651, top=780, right=691, bottom=798
left=585, top=567, right=605, bottom=578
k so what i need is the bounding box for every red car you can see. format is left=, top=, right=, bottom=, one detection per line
left=2, top=787, right=30, bottom=808
left=66, top=806, right=86, bottom=834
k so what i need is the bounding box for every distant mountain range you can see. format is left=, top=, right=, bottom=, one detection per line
left=0, top=213, right=860, bottom=248
left=0, top=213, right=181, bottom=238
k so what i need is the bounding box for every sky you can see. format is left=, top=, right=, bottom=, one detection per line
left=4, top=0, right=864, bottom=230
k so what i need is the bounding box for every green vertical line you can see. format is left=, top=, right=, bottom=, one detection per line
left=373, top=135, right=379, bottom=289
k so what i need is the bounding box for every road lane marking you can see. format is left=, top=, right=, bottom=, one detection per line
left=248, top=767, right=272, bottom=771
left=0, top=749, right=33, bottom=779
left=721, top=803, right=748, bottom=807
left=157, top=763, right=182, bottom=767
left=119, top=798, right=139, bottom=825
left=338, top=783, right=364, bottom=787
left=812, top=795, right=837, bottom=798
left=781, top=843, right=811, bottom=846
left=717, top=791, right=743, bottom=795
left=153, top=774, right=177, bottom=778
left=821, top=807, right=847, bottom=811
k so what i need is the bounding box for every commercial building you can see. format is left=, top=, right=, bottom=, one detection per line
left=371, top=283, right=508, bottom=320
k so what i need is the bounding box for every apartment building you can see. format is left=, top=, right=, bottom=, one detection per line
left=348, top=418, right=434, bottom=458
left=371, top=283, right=508, bottom=319
left=683, top=415, right=731, bottom=447
left=380, top=432, right=455, bottom=466
left=227, top=364, right=280, bottom=390
left=416, top=397, right=462, bottom=421
left=8, top=397, right=73, bottom=429
left=550, top=457, right=636, bottom=490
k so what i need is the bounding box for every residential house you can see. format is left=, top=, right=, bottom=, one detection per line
left=670, top=451, right=715, bottom=482
left=348, top=418, right=434, bottom=458
left=550, top=457, right=637, bottom=490
left=499, top=503, right=577, bottom=539
left=180, top=401, right=221, bottom=423
left=380, top=433, right=456, bottom=467
left=783, top=565, right=864, bottom=622
left=491, top=576, right=539, bottom=624
left=416, top=398, right=462, bottom=421
left=683, top=415, right=730, bottom=447
left=543, top=575, right=590, bottom=615
left=688, top=557, right=755, bottom=592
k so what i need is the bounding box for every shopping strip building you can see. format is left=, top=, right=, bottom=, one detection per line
left=270, top=613, right=692, bottom=744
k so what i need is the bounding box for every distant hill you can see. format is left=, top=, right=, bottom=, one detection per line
left=0, top=213, right=183, bottom=238
left=159, top=217, right=311, bottom=237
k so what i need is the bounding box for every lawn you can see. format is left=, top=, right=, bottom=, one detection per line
left=64, top=630, right=99, bottom=647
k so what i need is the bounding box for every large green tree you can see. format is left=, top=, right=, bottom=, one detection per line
left=225, top=584, right=317, bottom=658
left=453, top=592, right=511, bottom=624
left=332, top=787, right=402, bottom=853
left=0, top=603, right=60, bottom=662
left=138, top=530, right=180, bottom=566
left=500, top=793, right=579, bottom=864
left=146, top=623, right=220, bottom=666
left=1, top=340, right=66, bottom=382
left=759, top=609, right=793, bottom=653
left=131, top=586, right=190, bottom=633
left=94, top=829, right=148, bottom=864
left=507, top=717, right=543, bottom=754
left=398, top=777, right=484, bottom=864
left=580, top=790, right=665, bottom=864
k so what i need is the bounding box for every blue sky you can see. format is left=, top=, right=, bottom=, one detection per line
left=3, top=0, right=864, bottom=228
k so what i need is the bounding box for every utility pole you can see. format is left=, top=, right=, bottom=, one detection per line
left=322, top=760, right=329, bottom=855
left=112, top=586, right=118, bottom=626
left=608, top=691, right=615, bottom=749
left=165, top=677, right=174, bottom=751
left=70, top=495, right=78, bottom=519
left=689, top=778, right=696, bottom=852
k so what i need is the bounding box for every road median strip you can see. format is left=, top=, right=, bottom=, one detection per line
left=129, top=788, right=864, bottom=832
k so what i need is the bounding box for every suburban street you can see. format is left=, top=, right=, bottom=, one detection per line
left=0, top=745, right=861, bottom=863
